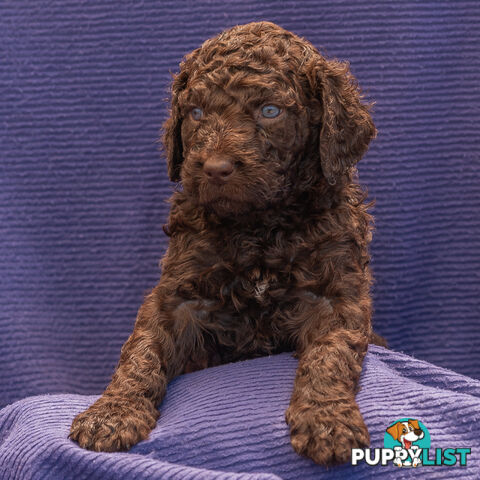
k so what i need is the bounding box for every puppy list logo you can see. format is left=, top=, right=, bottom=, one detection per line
left=352, top=418, right=471, bottom=467
left=384, top=419, right=430, bottom=467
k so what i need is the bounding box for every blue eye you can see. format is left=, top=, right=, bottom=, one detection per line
left=191, top=107, right=203, bottom=120
left=261, top=105, right=281, bottom=118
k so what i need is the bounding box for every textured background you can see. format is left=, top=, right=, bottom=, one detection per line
left=1, top=0, right=479, bottom=409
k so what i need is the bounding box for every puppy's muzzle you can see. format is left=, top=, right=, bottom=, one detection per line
left=203, top=155, right=234, bottom=184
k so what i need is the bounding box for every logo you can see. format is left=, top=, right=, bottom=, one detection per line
left=384, top=418, right=430, bottom=467
left=352, top=418, right=471, bottom=468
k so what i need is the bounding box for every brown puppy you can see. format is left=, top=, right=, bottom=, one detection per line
left=70, top=21, right=381, bottom=465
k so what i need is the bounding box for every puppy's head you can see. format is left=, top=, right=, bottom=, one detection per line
left=387, top=420, right=424, bottom=443
left=163, top=21, right=376, bottom=217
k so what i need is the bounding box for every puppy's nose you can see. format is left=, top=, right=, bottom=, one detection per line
left=203, top=156, right=234, bottom=182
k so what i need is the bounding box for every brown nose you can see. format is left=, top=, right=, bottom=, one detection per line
left=203, top=156, right=234, bottom=182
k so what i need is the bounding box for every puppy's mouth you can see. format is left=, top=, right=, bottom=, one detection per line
left=201, top=195, right=251, bottom=216
left=185, top=167, right=272, bottom=217
left=197, top=181, right=250, bottom=212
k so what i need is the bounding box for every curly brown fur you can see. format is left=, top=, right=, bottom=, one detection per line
left=70, top=21, right=384, bottom=465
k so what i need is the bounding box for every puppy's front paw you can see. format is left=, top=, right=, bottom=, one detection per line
left=69, top=395, right=159, bottom=452
left=285, top=399, right=369, bottom=465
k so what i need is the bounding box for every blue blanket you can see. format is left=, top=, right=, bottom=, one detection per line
left=1, top=346, right=479, bottom=479
left=1, top=0, right=479, bottom=411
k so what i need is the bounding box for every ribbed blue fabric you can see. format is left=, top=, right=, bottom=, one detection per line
left=1, top=5, right=479, bottom=477
left=1, top=347, right=479, bottom=479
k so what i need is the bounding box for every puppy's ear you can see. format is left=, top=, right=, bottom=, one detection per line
left=409, top=419, right=421, bottom=430
left=386, top=422, right=402, bottom=441
left=307, top=56, right=376, bottom=184
left=162, top=64, right=190, bottom=182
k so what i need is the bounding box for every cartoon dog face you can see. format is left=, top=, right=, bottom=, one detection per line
left=387, top=419, right=424, bottom=449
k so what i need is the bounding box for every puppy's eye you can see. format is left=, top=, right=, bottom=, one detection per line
left=261, top=104, right=281, bottom=118
left=191, top=107, right=203, bottom=120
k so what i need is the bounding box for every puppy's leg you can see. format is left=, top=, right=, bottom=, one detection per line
left=285, top=291, right=371, bottom=465
left=69, top=289, right=193, bottom=452
left=286, top=328, right=369, bottom=465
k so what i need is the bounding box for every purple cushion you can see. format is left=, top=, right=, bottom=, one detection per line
left=1, top=1, right=480, bottom=414
left=1, top=346, right=479, bottom=479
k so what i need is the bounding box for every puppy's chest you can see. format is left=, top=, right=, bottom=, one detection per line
left=218, top=236, right=305, bottom=306
left=241, top=267, right=274, bottom=304
left=185, top=234, right=322, bottom=355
